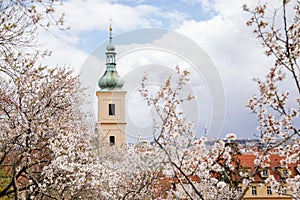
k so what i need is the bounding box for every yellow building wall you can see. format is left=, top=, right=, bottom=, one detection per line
left=96, top=90, right=126, bottom=148
left=241, top=183, right=291, bottom=200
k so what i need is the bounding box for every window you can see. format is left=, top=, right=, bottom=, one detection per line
left=252, top=186, right=257, bottom=195
left=282, top=186, right=287, bottom=194
left=109, top=136, right=115, bottom=146
left=282, top=169, right=288, bottom=177
left=267, top=186, right=272, bottom=195
left=109, top=104, right=115, bottom=115
left=241, top=168, right=250, bottom=176
left=237, top=186, right=242, bottom=193
left=262, top=169, right=268, bottom=176
left=172, top=182, right=176, bottom=190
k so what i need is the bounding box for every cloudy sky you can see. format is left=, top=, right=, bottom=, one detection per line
left=40, top=0, right=277, bottom=141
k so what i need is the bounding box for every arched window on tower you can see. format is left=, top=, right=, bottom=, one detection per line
left=109, top=136, right=115, bottom=146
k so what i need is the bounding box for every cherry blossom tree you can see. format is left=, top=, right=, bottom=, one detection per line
left=0, top=0, right=86, bottom=199
left=242, top=0, right=300, bottom=199
left=139, top=67, right=244, bottom=199
left=136, top=1, right=300, bottom=199
left=0, top=1, right=167, bottom=199
left=0, top=0, right=65, bottom=57
left=0, top=55, right=93, bottom=199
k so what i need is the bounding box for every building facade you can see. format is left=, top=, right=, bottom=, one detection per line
left=238, top=154, right=297, bottom=200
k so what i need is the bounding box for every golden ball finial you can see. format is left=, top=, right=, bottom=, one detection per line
left=109, top=18, right=113, bottom=32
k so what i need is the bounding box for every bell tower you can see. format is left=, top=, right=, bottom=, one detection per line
left=96, top=25, right=126, bottom=147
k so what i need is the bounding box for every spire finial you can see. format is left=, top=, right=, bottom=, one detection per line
left=106, top=18, right=115, bottom=51
left=109, top=18, right=113, bottom=37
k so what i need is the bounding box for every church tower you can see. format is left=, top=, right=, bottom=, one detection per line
left=96, top=26, right=126, bottom=147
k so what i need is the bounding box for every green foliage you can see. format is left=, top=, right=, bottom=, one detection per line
left=0, top=170, right=13, bottom=200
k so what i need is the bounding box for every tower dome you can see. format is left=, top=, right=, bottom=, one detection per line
left=98, top=26, right=124, bottom=90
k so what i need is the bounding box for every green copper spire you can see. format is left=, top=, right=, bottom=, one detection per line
left=98, top=25, right=124, bottom=90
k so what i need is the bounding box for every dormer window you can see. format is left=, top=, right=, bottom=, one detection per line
left=262, top=168, right=269, bottom=177
left=282, top=169, right=289, bottom=177
left=240, top=168, right=250, bottom=177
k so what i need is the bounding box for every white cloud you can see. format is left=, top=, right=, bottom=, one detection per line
left=54, top=0, right=154, bottom=31
left=36, top=28, right=87, bottom=73
left=35, top=0, right=188, bottom=74
left=55, top=0, right=186, bottom=32
left=181, top=0, right=214, bottom=12
left=36, top=0, right=173, bottom=73
left=175, top=0, right=276, bottom=137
